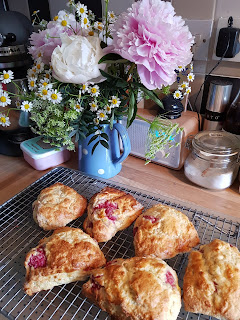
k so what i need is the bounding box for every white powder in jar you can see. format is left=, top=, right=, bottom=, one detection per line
left=184, top=154, right=238, bottom=190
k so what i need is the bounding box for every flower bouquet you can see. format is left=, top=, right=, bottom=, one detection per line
left=0, top=0, right=194, bottom=163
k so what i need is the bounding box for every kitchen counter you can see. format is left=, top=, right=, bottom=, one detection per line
left=0, top=153, right=239, bottom=221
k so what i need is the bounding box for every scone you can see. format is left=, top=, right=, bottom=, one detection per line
left=24, top=227, right=106, bottom=296
left=183, top=239, right=240, bottom=320
left=83, top=187, right=143, bottom=242
left=82, top=256, right=181, bottom=320
left=32, top=182, right=87, bottom=230
left=133, top=204, right=199, bottom=259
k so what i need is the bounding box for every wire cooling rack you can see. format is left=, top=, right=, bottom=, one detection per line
left=0, top=167, right=239, bottom=320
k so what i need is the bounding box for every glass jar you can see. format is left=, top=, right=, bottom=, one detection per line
left=184, top=131, right=240, bottom=190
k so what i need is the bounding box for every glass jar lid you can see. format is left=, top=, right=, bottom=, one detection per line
left=192, top=131, right=240, bottom=156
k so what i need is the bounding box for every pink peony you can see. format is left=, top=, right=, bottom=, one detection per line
left=108, top=0, right=194, bottom=90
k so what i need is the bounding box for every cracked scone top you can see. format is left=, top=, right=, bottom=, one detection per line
left=24, top=227, right=106, bottom=296
left=83, top=187, right=144, bottom=242
left=183, top=239, right=240, bottom=320
left=82, top=256, right=181, bottom=320
left=32, top=182, right=87, bottom=230
left=133, top=204, right=200, bottom=259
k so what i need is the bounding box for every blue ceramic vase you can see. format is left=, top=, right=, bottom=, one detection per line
left=78, top=122, right=131, bottom=179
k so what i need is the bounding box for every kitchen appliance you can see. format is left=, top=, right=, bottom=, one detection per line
left=203, top=79, right=233, bottom=131
left=0, top=10, right=33, bottom=156
left=121, top=108, right=199, bottom=170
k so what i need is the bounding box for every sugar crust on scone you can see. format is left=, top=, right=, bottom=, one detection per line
left=32, top=182, right=87, bottom=230
left=24, top=227, right=106, bottom=295
left=183, top=239, right=240, bottom=320
left=82, top=256, right=181, bottom=320
left=133, top=204, right=200, bottom=259
left=83, top=187, right=143, bottom=242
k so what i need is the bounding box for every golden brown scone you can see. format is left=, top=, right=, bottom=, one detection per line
left=183, top=239, right=240, bottom=320
left=32, top=182, right=87, bottom=230
left=82, top=256, right=181, bottom=320
left=133, top=204, right=199, bottom=259
left=24, top=227, right=106, bottom=296
left=83, top=187, right=143, bottom=242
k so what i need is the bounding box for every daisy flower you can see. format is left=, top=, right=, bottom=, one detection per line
left=27, top=68, right=38, bottom=78
left=82, top=84, right=89, bottom=94
left=105, top=104, right=111, bottom=114
left=178, top=81, right=189, bottom=91
left=0, top=70, right=14, bottom=84
left=93, top=118, right=99, bottom=125
left=44, top=70, right=52, bottom=80
left=28, top=77, right=37, bottom=91
left=109, top=96, right=121, bottom=108
left=40, top=78, right=51, bottom=87
left=15, top=99, right=21, bottom=107
left=97, top=109, right=107, bottom=121
left=173, top=90, right=183, bottom=100
left=21, top=101, right=33, bottom=112
left=0, top=91, right=11, bottom=107
left=184, top=87, right=192, bottom=95
left=108, top=11, right=117, bottom=23
left=38, top=86, right=50, bottom=100
left=176, top=66, right=184, bottom=72
left=190, top=63, right=194, bottom=71
left=74, top=101, right=83, bottom=112
left=89, top=101, right=98, bottom=112
left=35, top=59, right=44, bottom=73
left=47, top=89, right=62, bottom=104
left=94, top=21, right=103, bottom=31
left=90, top=85, right=100, bottom=97
left=53, top=15, right=58, bottom=21
left=187, top=73, right=195, bottom=82
left=76, top=3, right=88, bottom=16
left=0, top=113, right=10, bottom=127
left=81, top=14, right=89, bottom=29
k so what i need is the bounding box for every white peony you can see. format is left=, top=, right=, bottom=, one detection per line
left=51, top=34, right=106, bottom=84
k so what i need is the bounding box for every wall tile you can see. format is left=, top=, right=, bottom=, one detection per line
left=172, top=0, right=216, bottom=20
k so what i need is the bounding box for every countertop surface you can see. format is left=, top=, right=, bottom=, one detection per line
left=0, top=152, right=239, bottom=221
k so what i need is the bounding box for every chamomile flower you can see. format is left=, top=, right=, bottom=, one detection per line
left=105, top=104, right=111, bottom=114
left=173, top=90, right=183, bottom=99
left=88, top=29, right=94, bottom=36
left=178, top=81, right=189, bottom=91
left=176, top=66, right=184, bottom=72
left=94, top=21, right=103, bottom=31
left=97, top=109, right=107, bottom=121
left=32, top=10, right=40, bottom=16
left=74, top=101, right=83, bottom=112
left=108, top=11, right=117, bottom=23
left=47, top=89, right=62, bottom=104
left=34, top=59, right=44, bottom=73
left=81, top=14, right=89, bottom=29
left=21, top=101, right=33, bottom=112
left=81, top=84, right=89, bottom=94
left=184, top=86, right=192, bottom=95
left=38, top=86, right=50, bottom=100
left=27, top=68, right=38, bottom=78
left=93, top=118, right=99, bottom=125
left=0, top=91, right=11, bottom=107
left=28, top=77, right=37, bottom=91
left=187, top=73, right=195, bottom=82
left=15, top=99, right=21, bottom=107
left=190, top=63, right=194, bottom=71
left=0, top=113, right=10, bottom=127
left=89, top=101, right=98, bottom=112
left=44, top=70, right=52, bottom=80
left=66, top=0, right=75, bottom=7
left=76, top=3, right=88, bottom=16
left=0, top=70, right=14, bottom=84
left=90, top=85, right=100, bottom=97
left=40, top=78, right=51, bottom=87
left=109, top=96, right=121, bottom=108
left=58, top=15, right=69, bottom=27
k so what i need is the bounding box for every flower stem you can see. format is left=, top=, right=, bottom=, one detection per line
left=136, top=114, right=151, bottom=124
left=104, top=0, right=109, bottom=43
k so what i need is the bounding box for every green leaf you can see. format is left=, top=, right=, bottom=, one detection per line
left=100, top=132, right=109, bottom=141
left=127, top=90, right=137, bottom=128
left=132, top=83, right=164, bottom=109
left=110, top=109, right=115, bottom=129
left=100, top=139, right=109, bottom=149
left=87, top=134, right=98, bottom=146
left=92, top=141, right=100, bottom=154
left=98, top=53, right=123, bottom=64
left=100, top=69, right=121, bottom=81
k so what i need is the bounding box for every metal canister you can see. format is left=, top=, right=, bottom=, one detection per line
left=203, top=79, right=233, bottom=131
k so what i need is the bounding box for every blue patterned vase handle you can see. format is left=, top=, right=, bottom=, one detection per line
left=113, top=122, right=131, bottom=165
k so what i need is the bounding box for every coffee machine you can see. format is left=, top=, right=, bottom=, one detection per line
left=0, top=9, right=33, bottom=156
